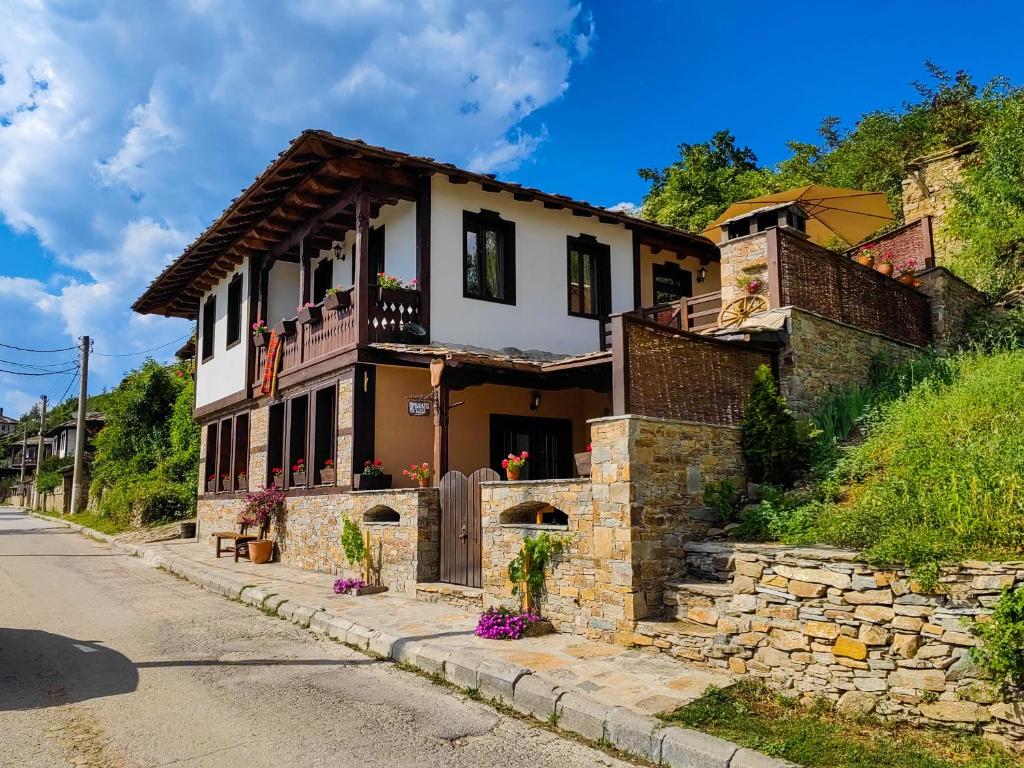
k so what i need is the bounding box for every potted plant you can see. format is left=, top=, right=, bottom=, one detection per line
left=251, top=320, right=270, bottom=346
left=206, top=473, right=217, bottom=493
left=574, top=443, right=592, bottom=478
left=875, top=251, right=895, bottom=277
left=320, top=458, right=336, bottom=485
left=353, top=459, right=391, bottom=490
left=291, top=458, right=306, bottom=487
left=270, top=466, right=283, bottom=488
left=272, top=318, right=296, bottom=338
left=736, top=273, right=763, bottom=295
left=894, top=256, right=919, bottom=286
left=855, top=248, right=875, bottom=268
left=323, top=286, right=351, bottom=312
left=377, top=273, right=404, bottom=289
left=402, top=462, right=432, bottom=488
left=237, top=471, right=248, bottom=490
left=242, top=486, right=285, bottom=565
left=297, top=302, right=322, bottom=325
left=502, top=451, right=529, bottom=481
left=219, top=473, right=231, bottom=491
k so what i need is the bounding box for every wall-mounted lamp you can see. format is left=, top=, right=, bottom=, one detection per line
left=530, top=391, right=542, bottom=411
left=697, top=264, right=708, bottom=284
left=332, top=242, right=346, bottom=261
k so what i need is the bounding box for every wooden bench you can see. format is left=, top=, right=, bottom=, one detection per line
left=214, top=519, right=269, bottom=563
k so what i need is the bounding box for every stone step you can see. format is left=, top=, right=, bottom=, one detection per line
left=415, top=582, right=484, bottom=611
left=664, top=579, right=735, bottom=599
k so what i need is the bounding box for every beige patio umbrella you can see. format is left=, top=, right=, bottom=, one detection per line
left=703, top=185, right=896, bottom=247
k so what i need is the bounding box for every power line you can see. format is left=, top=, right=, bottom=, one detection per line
left=92, top=334, right=190, bottom=358
left=0, top=357, right=78, bottom=371
left=0, top=367, right=80, bottom=376
left=0, top=341, right=79, bottom=353
left=51, top=368, right=80, bottom=408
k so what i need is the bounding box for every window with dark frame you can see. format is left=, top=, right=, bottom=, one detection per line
left=267, top=403, right=285, bottom=488
left=233, top=413, right=249, bottom=491
left=204, top=424, right=217, bottom=490
left=463, top=210, right=515, bottom=304
left=201, top=412, right=252, bottom=495
left=369, top=226, right=385, bottom=280
left=312, top=385, right=337, bottom=485
left=287, top=395, right=309, bottom=490
left=566, top=235, right=611, bottom=319
left=312, top=259, right=334, bottom=305
left=201, top=294, right=216, bottom=361
left=226, top=274, right=243, bottom=348
left=652, top=262, right=694, bottom=305
left=218, top=418, right=233, bottom=492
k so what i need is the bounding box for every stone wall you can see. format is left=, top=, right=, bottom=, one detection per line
left=481, top=479, right=594, bottom=633
left=718, top=231, right=769, bottom=306
left=902, top=143, right=975, bottom=265
left=916, top=267, right=988, bottom=350
left=635, top=541, right=1023, bottom=746
left=196, top=487, right=439, bottom=596
left=780, top=308, right=918, bottom=417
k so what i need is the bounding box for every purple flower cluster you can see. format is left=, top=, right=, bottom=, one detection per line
left=333, top=577, right=365, bottom=594
left=474, top=606, right=541, bottom=640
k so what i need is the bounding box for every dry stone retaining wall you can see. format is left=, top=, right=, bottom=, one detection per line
left=916, top=266, right=988, bottom=350
left=634, top=541, right=1023, bottom=746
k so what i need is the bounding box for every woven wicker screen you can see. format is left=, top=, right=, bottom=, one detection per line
left=776, top=232, right=932, bottom=347
left=621, top=317, right=773, bottom=426
left=848, top=218, right=931, bottom=268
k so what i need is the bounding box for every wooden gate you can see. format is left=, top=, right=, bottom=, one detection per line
left=439, top=468, right=499, bottom=588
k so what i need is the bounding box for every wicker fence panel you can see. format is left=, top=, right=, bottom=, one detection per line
left=848, top=218, right=932, bottom=270
left=621, top=317, right=773, bottom=426
left=776, top=231, right=931, bottom=347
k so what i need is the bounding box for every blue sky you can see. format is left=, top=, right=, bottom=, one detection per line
left=1, top=0, right=1023, bottom=417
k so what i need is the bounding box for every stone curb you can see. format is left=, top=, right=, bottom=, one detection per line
left=29, top=512, right=794, bottom=768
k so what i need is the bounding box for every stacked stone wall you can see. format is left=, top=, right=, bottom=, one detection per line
left=635, top=541, right=1023, bottom=746
left=916, top=267, right=988, bottom=350
left=718, top=232, right=769, bottom=306
left=902, top=144, right=974, bottom=265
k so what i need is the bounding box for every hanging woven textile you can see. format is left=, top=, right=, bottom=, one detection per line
left=261, top=332, right=281, bottom=396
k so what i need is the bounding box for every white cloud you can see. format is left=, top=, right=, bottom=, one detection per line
left=605, top=201, right=639, bottom=215
left=0, top=1, right=591, bottom=415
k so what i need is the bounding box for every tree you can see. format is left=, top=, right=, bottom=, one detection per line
left=740, top=365, right=807, bottom=486
left=639, top=130, right=778, bottom=232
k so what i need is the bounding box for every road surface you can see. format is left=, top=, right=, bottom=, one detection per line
left=0, top=508, right=633, bottom=768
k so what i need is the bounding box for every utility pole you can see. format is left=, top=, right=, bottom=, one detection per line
left=18, top=422, right=27, bottom=485
left=35, top=394, right=47, bottom=508
left=70, top=336, right=90, bottom=515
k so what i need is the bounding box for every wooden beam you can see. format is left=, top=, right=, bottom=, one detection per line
left=322, top=157, right=418, bottom=194
left=354, top=190, right=371, bottom=345
left=415, top=175, right=431, bottom=343
left=431, top=358, right=448, bottom=485
left=632, top=230, right=642, bottom=310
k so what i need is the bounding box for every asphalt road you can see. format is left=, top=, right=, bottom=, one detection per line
left=0, top=508, right=633, bottom=768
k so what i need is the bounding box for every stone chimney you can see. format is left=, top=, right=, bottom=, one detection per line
left=902, top=142, right=976, bottom=265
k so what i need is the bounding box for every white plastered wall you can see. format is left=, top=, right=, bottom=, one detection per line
left=196, top=264, right=248, bottom=408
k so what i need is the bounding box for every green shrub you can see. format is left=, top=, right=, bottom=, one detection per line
left=35, top=455, right=70, bottom=493
left=971, top=586, right=1024, bottom=691
left=740, top=365, right=808, bottom=486
left=98, top=474, right=193, bottom=527
left=703, top=479, right=741, bottom=523
left=812, top=383, right=873, bottom=447
left=341, top=517, right=365, bottom=567
left=966, top=306, right=1024, bottom=353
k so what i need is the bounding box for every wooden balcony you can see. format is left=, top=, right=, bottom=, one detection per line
left=253, top=286, right=422, bottom=388
left=600, top=291, right=722, bottom=350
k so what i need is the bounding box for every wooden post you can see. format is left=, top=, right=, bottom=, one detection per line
left=18, top=422, right=27, bottom=485
left=765, top=227, right=782, bottom=309
left=354, top=190, right=371, bottom=344
left=69, top=336, right=90, bottom=515
left=920, top=215, right=936, bottom=269
left=35, top=395, right=47, bottom=509
left=430, top=358, right=448, bottom=486
left=631, top=230, right=642, bottom=310
left=415, top=175, right=431, bottom=341
left=610, top=315, right=629, bottom=416
left=363, top=529, right=372, bottom=585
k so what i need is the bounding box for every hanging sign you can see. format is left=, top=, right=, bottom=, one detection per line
left=407, top=398, right=431, bottom=417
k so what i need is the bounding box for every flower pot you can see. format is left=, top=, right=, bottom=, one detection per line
left=574, top=452, right=592, bottom=478
left=292, top=471, right=306, bottom=487
left=273, top=319, right=296, bottom=338
left=237, top=475, right=248, bottom=490
left=270, top=477, right=282, bottom=489
left=897, top=272, right=917, bottom=286
left=875, top=263, right=894, bottom=277
left=179, top=521, right=196, bottom=539
left=506, top=467, right=521, bottom=481
left=324, top=290, right=351, bottom=312
left=252, top=330, right=270, bottom=347
left=297, top=304, right=322, bottom=325
left=206, top=480, right=217, bottom=493
left=417, top=476, right=430, bottom=488
left=353, top=473, right=392, bottom=491
left=856, top=254, right=875, bottom=268
left=319, top=468, right=336, bottom=485
left=248, top=539, right=273, bottom=564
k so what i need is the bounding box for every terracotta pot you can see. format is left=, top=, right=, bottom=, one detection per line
left=252, top=330, right=270, bottom=347
left=319, top=468, right=336, bottom=485
left=352, top=473, right=392, bottom=490
left=897, top=272, right=916, bottom=286
left=297, top=304, right=322, bottom=325
left=574, top=452, right=592, bottom=478
left=417, top=476, right=430, bottom=488
left=248, top=539, right=273, bottom=564
left=856, top=254, right=874, bottom=268
left=324, top=290, right=352, bottom=312
left=506, top=467, right=521, bottom=481
left=875, top=263, right=894, bottom=277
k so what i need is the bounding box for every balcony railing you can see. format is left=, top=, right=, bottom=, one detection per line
left=253, top=286, right=422, bottom=387
left=601, top=291, right=722, bottom=351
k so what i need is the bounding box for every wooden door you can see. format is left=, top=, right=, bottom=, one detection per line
left=489, top=414, right=574, bottom=480
left=439, top=468, right=498, bottom=587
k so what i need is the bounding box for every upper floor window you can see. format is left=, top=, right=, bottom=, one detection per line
left=464, top=210, right=515, bottom=304
left=369, top=225, right=385, bottom=280
left=652, top=262, right=693, bottom=305
left=567, top=235, right=611, bottom=319
left=312, top=258, right=333, bottom=304
left=201, top=294, right=216, bottom=362
left=226, top=274, right=243, bottom=348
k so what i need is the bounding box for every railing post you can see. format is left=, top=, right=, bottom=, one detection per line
left=766, top=227, right=782, bottom=308
left=354, top=188, right=371, bottom=345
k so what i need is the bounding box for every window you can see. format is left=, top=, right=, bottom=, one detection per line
left=226, top=274, right=243, bottom=348
left=265, top=384, right=338, bottom=490
left=218, top=418, right=233, bottom=492
left=652, top=262, right=693, bottom=305
left=234, top=413, right=249, bottom=491
left=267, top=403, right=285, bottom=488
left=567, top=235, right=611, bottom=319
left=312, top=386, right=336, bottom=485
left=369, top=226, right=385, bottom=280
left=201, top=294, right=216, bottom=361
left=489, top=415, right=573, bottom=480
left=202, top=412, right=250, bottom=494
left=312, top=259, right=334, bottom=304
left=204, top=424, right=217, bottom=488
left=464, top=210, right=515, bottom=304
left=287, top=395, right=309, bottom=489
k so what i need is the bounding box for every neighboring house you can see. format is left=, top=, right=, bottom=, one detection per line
left=133, top=130, right=978, bottom=598
left=48, top=412, right=105, bottom=460
left=0, top=408, right=16, bottom=439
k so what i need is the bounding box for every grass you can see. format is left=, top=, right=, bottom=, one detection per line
left=34, top=508, right=130, bottom=536
left=660, top=681, right=1018, bottom=768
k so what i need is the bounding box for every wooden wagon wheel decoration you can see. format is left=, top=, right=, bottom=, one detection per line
left=717, top=294, right=769, bottom=329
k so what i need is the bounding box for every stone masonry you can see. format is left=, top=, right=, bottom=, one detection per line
left=634, top=541, right=1024, bottom=746
left=718, top=231, right=769, bottom=306
left=916, top=266, right=989, bottom=350
left=902, top=143, right=976, bottom=266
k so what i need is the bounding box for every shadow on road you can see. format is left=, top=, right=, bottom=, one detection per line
left=0, top=629, right=139, bottom=711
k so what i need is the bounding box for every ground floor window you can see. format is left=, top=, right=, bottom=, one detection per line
left=203, top=411, right=250, bottom=493
left=266, top=383, right=338, bottom=489
left=489, top=414, right=573, bottom=480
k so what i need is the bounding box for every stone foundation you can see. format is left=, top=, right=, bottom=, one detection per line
left=634, top=541, right=1024, bottom=746
left=196, top=487, right=439, bottom=596
left=916, top=266, right=988, bottom=349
